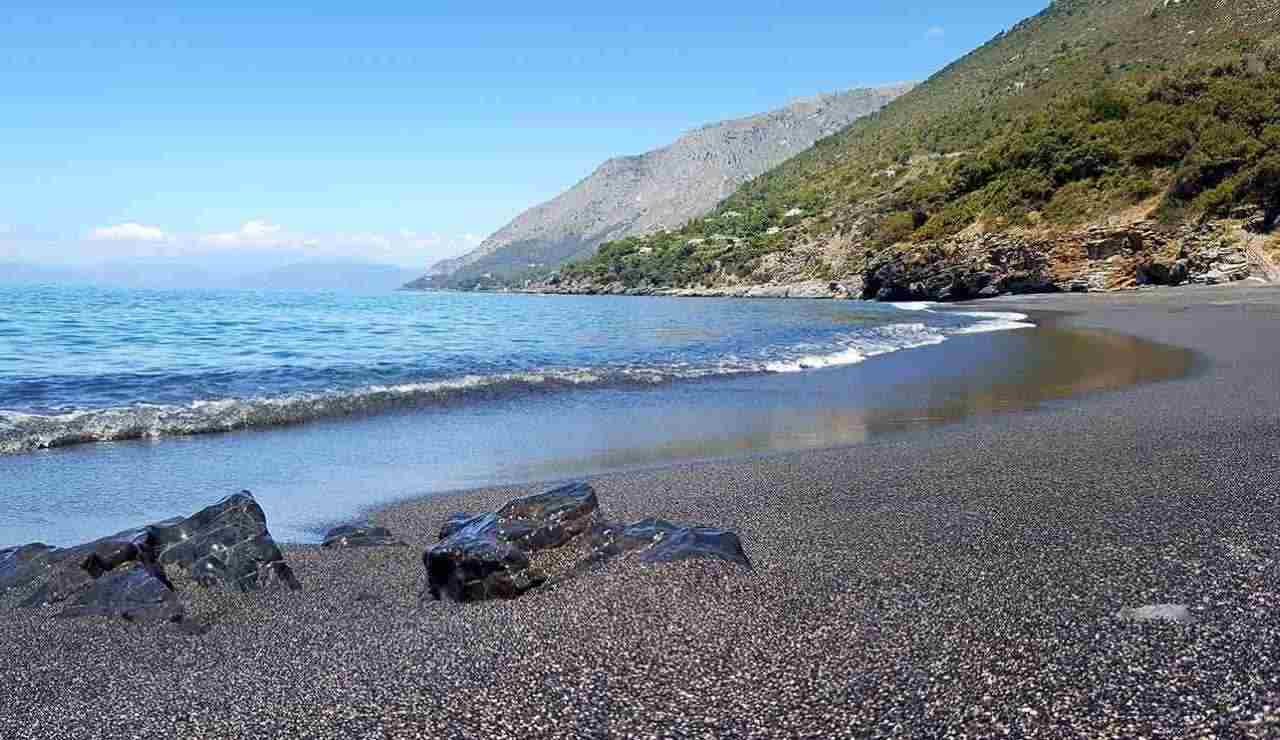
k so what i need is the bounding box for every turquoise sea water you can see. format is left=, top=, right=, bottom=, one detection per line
left=0, top=284, right=1042, bottom=545
left=0, top=285, right=1029, bottom=455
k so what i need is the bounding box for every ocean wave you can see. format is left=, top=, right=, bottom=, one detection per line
left=949, top=311, right=1036, bottom=334
left=0, top=311, right=1035, bottom=455
left=762, top=322, right=947, bottom=373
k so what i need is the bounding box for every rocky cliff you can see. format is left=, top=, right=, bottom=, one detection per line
left=404, top=84, right=912, bottom=290
left=531, top=208, right=1274, bottom=300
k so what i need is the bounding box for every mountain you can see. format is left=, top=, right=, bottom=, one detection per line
left=556, top=0, right=1280, bottom=300
left=0, top=258, right=420, bottom=292
left=235, top=260, right=423, bottom=292
left=404, top=84, right=912, bottom=290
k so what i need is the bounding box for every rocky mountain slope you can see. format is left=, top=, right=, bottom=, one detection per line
left=403, top=84, right=911, bottom=290
left=555, top=0, right=1280, bottom=300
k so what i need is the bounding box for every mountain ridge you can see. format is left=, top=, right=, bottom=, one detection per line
left=404, top=84, right=913, bottom=290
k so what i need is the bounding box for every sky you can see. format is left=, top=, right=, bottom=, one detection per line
left=0, top=1, right=1048, bottom=273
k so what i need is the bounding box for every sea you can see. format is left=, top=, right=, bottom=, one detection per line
left=0, top=284, right=1184, bottom=546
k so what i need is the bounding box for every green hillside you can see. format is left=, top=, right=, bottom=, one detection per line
left=559, top=0, right=1280, bottom=295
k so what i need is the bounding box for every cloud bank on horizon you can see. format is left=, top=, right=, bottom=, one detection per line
left=6, top=220, right=484, bottom=269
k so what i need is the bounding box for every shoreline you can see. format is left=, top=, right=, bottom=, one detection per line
left=0, top=300, right=1191, bottom=548
left=4, top=283, right=1280, bottom=737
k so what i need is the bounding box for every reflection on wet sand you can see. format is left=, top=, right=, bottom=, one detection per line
left=529, top=321, right=1196, bottom=477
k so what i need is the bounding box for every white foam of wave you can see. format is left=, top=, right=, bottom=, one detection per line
left=763, top=323, right=948, bottom=373
left=0, top=308, right=1036, bottom=454
left=948, top=311, right=1036, bottom=334
left=0, top=370, right=613, bottom=456
left=891, top=301, right=1036, bottom=335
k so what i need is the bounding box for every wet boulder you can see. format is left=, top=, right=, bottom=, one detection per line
left=584, top=518, right=753, bottom=569
left=2, top=490, right=299, bottom=624
left=439, top=512, right=479, bottom=540
left=425, top=513, right=544, bottom=601
left=0, top=543, right=60, bottom=595
left=56, top=562, right=182, bottom=623
left=322, top=524, right=406, bottom=548
left=6, top=530, right=155, bottom=608
left=424, top=483, right=752, bottom=603
left=424, top=482, right=599, bottom=602
left=149, top=491, right=301, bottom=592
left=492, top=481, right=600, bottom=551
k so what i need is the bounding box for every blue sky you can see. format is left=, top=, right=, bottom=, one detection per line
left=0, top=1, right=1047, bottom=270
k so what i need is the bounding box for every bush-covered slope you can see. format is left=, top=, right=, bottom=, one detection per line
left=558, top=0, right=1280, bottom=297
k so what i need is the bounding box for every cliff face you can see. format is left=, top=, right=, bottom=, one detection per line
left=403, top=84, right=912, bottom=290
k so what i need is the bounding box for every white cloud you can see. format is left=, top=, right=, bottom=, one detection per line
left=55, top=218, right=483, bottom=268
left=201, top=219, right=289, bottom=248
left=89, top=222, right=168, bottom=242
left=924, top=26, right=946, bottom=41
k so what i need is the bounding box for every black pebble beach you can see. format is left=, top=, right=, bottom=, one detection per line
left=3, top=285, right=1280, bottom=738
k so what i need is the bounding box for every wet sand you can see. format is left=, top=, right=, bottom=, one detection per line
left=3, top=284, right=1280, bottom=738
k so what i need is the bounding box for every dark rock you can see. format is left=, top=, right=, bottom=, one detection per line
left=322, top=525, right=406, bottom=549
left=2, top=491, right=299, bottom=624
left=424, top=482, right=599, bottom=602
left=424, top=513, right=543, bottom=602
left=19, top=554, right=97, bottom=608
left=492, top=481, right=600, bottom=551
left=439, top=513, right=478, bottom=541
left=0, top=543, right=59, bottom=594
left=584, top=518, right=754, bottom=569
left=425, top=483, right=752, bottom=603
left=149, top=491, right=301, bottom=592
left=11, top=531, right=154, bottom=608
left=861, top=239, right=1055, bottom=303
left=1169, top=260, right=1189, bottom=285
left=56, top=562, right=182, bottom=623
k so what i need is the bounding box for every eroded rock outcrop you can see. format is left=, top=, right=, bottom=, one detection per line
left=859, top=220, right=1255, bottom=302
left=0, top=491, right=298, bottom=623
left=424, top=482, right=752, bottom=603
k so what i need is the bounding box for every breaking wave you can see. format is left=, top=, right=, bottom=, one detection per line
left=0, top=307, right=1034, bottom=455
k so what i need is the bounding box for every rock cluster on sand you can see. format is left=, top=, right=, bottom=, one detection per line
left=0, top=491, right=299, bottom=623
left=425, top=481, right=752, bottom=602
left=2, top=483, right=750, bottom=621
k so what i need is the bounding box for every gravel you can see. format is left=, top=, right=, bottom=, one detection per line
left=2, top=283, right=1279, bottom=738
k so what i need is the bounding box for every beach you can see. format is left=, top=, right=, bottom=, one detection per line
left=3, top=284, right=1280, bottom=738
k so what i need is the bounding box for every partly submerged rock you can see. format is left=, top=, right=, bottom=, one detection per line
left=150, top=492, right=301, bottom=592
left=322, top=524, right=406, bottom=549
left=424, top=482, right=751, bottom=603
left=1118, top=604, right=1194, bottom=625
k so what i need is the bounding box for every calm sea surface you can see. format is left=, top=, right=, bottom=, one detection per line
left=0, top=285, right=1028, bottom=454
left=0, top=284, right=1190, bottom=547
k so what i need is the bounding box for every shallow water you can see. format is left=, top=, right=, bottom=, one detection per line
left=0, top=286, right=1029, bottom=454
left=0, top=296, right=1194, bottom=547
